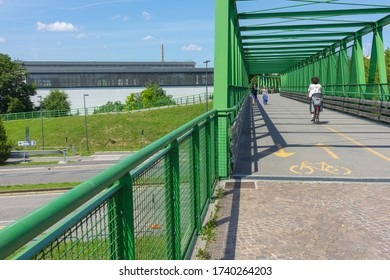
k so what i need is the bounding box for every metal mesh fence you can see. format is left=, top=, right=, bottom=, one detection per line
left=33, top=198, right=119, bottom=260
left=178, top=135, right=196, bottom=258
left=132, top=156, right=171, bottom=260
left=217, top=116, right=229, bottom=177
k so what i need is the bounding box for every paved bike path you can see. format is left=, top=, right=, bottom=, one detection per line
left=233, top=94, right=390, bottom=182
left=206, top=94, right=390, bottom=260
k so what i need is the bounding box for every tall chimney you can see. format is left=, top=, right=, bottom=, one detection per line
left=161, top=44, right=164, bottom=62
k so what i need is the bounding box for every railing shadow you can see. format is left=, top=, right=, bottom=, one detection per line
left=215, top=98, right=291, bottom=259
left=232, top=99, right=290, bottom=175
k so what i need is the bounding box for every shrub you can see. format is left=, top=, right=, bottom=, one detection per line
left=0, top=118, right=12, bottom=164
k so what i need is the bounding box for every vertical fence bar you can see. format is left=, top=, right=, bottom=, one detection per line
left=166, top=140, right=181, bottom=259
left=205, top=117, right=212, bottom=200
left=191, top=125, right=202, bottom=232
left=213, top=114, right=219, bottom=181
left=116, top=174, right=135, bottom=260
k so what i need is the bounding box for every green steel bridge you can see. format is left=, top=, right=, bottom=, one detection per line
left=1, top=0, right=390, bottom=260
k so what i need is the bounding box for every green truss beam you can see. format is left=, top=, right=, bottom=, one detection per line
left=242, top=32, right=354, bottom=40
left=240, top=22, right=373, bottom=32
left=239, top=8, right=390, bottom=20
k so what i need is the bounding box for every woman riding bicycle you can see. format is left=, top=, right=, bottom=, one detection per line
left=307, top=77, right=323, bottom=122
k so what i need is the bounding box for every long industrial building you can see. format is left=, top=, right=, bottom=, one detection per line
left=17, top=61, right=214, bottom=88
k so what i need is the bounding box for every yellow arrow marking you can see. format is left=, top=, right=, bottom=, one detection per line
left=274, top=144, right=295, bottom=158
left=316, top=143, right=339, bottom=159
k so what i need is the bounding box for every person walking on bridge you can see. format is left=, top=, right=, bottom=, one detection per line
left=251, top=83, right=258, bottom=105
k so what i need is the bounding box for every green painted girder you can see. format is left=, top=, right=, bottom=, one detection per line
left=249, top=66, right=295, bottom=73
left=238, top=8, right=390, bottom=20
left=243, top=40, right=338, bottom=46
left=377, top=14, right=390, bottom=27
left=244, top=45, right=329, bottom=51
left=247, top=61, right=307, bottom=64
left=246, top=52, right=320, bottom=57
left=246, top=60, right=308, bottom=64
left=242, top=32, right=353, bottom=40
left=240, top=22, right=373, bottom=32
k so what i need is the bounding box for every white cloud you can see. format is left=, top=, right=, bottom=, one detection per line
left=142, top=35, right=153, bottom=41
left=0, top=37, right=5, bottom=44
left=112, top=14, right=129, bottom=22
left=112, top=15, right=121, bottom=21
left=36, top=21, right=78, bottom=32
left=75, top=34, right=85, bottom=39
left=182, top=44, right=202, bottom=52
left=142, top=12, right=151, bottom=21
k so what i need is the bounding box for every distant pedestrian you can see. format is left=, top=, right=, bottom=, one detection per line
left=251, top=84, right=258, bottom=105
left=262, top=87, right=268, bottom=105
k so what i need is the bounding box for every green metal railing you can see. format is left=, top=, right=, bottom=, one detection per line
left=0, top=93, right=247, bottom=260
left=282, top=83, right=390, bottom=101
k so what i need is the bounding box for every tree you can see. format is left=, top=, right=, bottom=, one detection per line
left=0, top=118, right=12, bottom=164
left=385, top=47, right=390, bottom=83
left=93, top=101, right=125, bottom=114
left=363, top=48, right=390, bottom=85
left=0, top=53, right=36, bottom=114
left=41, top=89, right=71, bottom=111
left=125, top=81, right=175, bottom=111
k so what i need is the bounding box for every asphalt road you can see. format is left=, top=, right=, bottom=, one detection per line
left=0, top=192, right=63, bottom=229
left=0, top=153, right=132, bottom=186
left=0, top=153, right=133, bottom=230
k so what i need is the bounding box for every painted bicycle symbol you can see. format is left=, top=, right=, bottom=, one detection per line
left=290, top=161, right=352, bottom=175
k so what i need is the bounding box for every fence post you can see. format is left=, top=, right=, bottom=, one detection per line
left=205, top=117, right=212, bottom=200
left=166, top=140, right=181, bottom=260
left=115, top=174, right=135, bottom=260
left=191, top=125, right=202, bottom=232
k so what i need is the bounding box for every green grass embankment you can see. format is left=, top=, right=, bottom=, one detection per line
left=4, top=103, right=211, bottom=154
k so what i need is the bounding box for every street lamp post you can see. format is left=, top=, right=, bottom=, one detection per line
left=203, top=60, right=211, bottom=112
left=37, top=96, right=44, bottom=150
left=83, top=94, right=89, bottom=152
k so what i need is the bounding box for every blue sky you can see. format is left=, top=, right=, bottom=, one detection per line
left=0, top=0, right=215, bottom=67
left=1, top=0, right=389, bottom=68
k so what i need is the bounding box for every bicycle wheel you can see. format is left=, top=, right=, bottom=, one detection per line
left=315, top=107, right=320, bottom=124
left=290, top=165, right=314, bottom=175
left=325, top=165, right=352, bottom=175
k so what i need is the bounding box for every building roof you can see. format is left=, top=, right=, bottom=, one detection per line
left=18, top=61, right=213, bottom=74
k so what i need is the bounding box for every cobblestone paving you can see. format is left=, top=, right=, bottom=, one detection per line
left=208, top=180, right=390, bottom=260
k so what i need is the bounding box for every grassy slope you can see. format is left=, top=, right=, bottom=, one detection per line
left=4, top=103, right=210, bottom=153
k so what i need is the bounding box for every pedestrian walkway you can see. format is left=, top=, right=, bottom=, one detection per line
left=207, top=95, right=390, bottom=260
